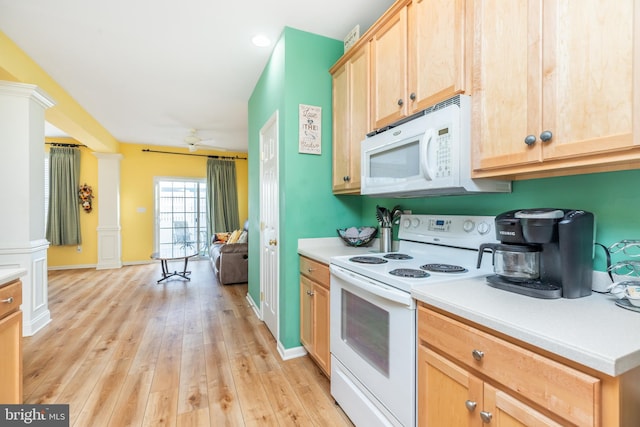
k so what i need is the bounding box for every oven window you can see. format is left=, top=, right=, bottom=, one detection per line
left=369, top=140, right=420, bottom=179
left=341, top=289, right=390, bottom=377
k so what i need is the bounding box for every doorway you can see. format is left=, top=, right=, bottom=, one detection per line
left=155, top=178, right=208, bottom=257
left=259, top=111, right=280, bottom=340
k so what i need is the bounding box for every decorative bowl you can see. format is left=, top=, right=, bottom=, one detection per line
left=337, top=226, right=378, bottom=247
left=625, top=285, right=640, bottom=306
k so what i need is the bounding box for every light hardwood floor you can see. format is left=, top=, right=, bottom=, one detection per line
left=23, top=260, right=353, bottom=427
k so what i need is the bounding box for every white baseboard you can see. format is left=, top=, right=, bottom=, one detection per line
left=277, top=342, right=307, bottom=361
left=47, top=263, right=97, bottom=270
left=246, top=292, right=261, bottom=319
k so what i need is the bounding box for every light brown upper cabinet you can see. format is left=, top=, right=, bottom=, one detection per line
left=472, top=0, right=640, bottom=178
left=332, top=44, right=369, bottom=194
left=371, top=0, right=467, bottom=130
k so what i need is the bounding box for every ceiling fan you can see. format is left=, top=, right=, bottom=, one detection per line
left=182, top=129, right=223, bottom=152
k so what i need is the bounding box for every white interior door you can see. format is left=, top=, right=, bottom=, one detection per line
left=259, top=111, right=279, bottom=340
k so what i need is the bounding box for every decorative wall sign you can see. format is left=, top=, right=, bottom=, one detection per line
left=299, top=104, right=322, bottom=155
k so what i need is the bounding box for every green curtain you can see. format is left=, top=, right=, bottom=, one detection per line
left=206, top=158, right=240, bottom=235
left=46, top=147, right=82, bottom=245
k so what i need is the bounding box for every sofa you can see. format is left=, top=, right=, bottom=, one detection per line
left=209, top=220, right=248, bottom=285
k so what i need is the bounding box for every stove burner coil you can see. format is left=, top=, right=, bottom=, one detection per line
left=349, top=256, right=388, bottom=264
left=383, top=253, right=413, bottom=260
left=389, top=268, right=430, bottom=278
left=420, top=263, right=468, bottom=273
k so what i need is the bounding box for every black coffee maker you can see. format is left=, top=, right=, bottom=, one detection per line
left=476, top=208, right=594, bottom=299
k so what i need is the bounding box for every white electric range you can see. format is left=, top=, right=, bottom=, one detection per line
left=329, top=214, right=498, bottom=427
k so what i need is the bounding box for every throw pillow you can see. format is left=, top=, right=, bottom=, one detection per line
left=215, top=232, right=230, bottom=243
left=227, top=229, right=242, bottom=244
left=236, top=230, right=248, bottom=244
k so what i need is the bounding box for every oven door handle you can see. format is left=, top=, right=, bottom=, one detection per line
left=330, top=265, right=414, bottom=307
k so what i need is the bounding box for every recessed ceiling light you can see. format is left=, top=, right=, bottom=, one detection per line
left=251, top=34, right=271, bottom=47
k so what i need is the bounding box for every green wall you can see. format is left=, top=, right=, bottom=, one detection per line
left=248, top=27, right=362, bottom=350
left=362, top=169, right=640, bottom=271
left=248, top=27, right=640, bottom=352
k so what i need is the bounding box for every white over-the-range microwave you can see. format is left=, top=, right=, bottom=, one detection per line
left=360, top=94, right=511, bottom=198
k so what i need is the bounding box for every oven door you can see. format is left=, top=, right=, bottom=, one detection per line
left=330, top=264, right=416, bottom=427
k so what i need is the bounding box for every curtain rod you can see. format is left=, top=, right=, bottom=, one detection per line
left=45, top=142, right=87, bottom=148
left=141, top=148, right=247, bottom=160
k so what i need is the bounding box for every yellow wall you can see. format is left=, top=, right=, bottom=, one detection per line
left=0, top=31, right=119, bottom=152
left=119, top=143, right=249, bottom=263
left=46, top=140, right=100, bottom=267
left=47, top=142, right=248, bottom=267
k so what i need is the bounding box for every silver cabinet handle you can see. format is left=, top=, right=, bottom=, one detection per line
left=480, top=411, right=493, bottom=423
left=524, top=134, right=537, bottom=145
left=472, top=349, right=484, bottom=361
left=465, top=400, right=477, bottom=411
left=1, top=296, right=14, bottom=304
left=540, top=130, right=553, bottom=142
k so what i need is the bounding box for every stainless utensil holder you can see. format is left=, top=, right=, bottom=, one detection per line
left=380, top=227, right=392, bottom=253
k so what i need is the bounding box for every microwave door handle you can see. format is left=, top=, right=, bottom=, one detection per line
left=420, top=129, right=436, bottom=181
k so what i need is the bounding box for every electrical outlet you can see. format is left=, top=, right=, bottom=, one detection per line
left=77, top=245, right=82, bottom=252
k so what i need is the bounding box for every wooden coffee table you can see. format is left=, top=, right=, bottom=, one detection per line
left=150, top=245, right=199, bottom=283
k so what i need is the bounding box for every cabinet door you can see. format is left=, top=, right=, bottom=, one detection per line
left=541, top=0, right=638, bottom=161
left=0, top=310, right=22, bottom=404
left=409, top=0, right=466, bottom=113
left=332, top=63, right=351, bottom=191
left=300, top=276, right=313, bottom=351
left=472, top=0, right=543, bottom=171
left=346, top=44, right=369, bottom=192
left=418, top=346, right=482, bottom=427
left=483, top=383, right=564, bottom=427
left=371, top=5, right=408, bottom=129
left=312, top=283, right=330, bottom=375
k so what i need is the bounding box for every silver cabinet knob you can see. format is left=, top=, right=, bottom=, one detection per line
left=343, top=176, right=350, bottom=182
left=465, top=400, right=477, bottom=411
left=524, top=135, right=537, bottom=145
left=397, top=98, right=404, bottom=106
left=409, top=92, right=416, bottom=101
left=472, top=349, right=484, bottom=361
left=540, top=130, right=553, bottom=142
left=1, top=296, right=14, bottom=304
left=306, top=290, right=315, bottom=296
left=480, top=411, right=493, bottom=423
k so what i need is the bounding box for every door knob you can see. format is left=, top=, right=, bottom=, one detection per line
left=269, top=239, right=278, bottom=246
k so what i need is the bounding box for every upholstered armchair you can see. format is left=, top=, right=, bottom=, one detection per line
left=209, top=220, right=248, bottom=285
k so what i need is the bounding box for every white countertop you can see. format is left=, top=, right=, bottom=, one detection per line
left=298, top=237, right=383, bottom=264
left=0, top=267, right=27, bottom=286
left=412, top=277, right=640, bottom=377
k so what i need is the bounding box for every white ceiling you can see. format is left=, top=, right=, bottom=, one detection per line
left=0, top=0, right=394, bottom=152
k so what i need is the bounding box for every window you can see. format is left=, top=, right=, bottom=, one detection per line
left=155, top=178, right=208, bottom=257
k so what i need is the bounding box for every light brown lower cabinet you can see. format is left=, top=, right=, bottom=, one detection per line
left=0, top=279, right=23, bottom=404
left=299, top=256, right=330, bottom=377
left=417, top=303, right=640, bottom=426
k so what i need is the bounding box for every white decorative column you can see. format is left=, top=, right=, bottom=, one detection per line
left=0, top=81, right=55, bottom=336
left=93, top=153, right=123, bottom=269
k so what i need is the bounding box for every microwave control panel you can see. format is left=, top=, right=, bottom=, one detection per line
left=434, top=126, right=452, bottom=178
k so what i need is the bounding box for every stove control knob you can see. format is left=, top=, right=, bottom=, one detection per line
left=462, top=220, right=475, bottom=233
left=477, top=221, right=491, bottom=235
left=411, top=218, right=421, bottom=228
left=402, top=218, right=412, bottom=229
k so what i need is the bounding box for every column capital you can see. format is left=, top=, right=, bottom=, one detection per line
left=0, top=80, right=55, bottom=109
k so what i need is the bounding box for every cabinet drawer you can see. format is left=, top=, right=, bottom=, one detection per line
left=419, top=306, right=600, bottom=427
left=299, top=257, right=329, bottom=288
left=0, top=280, right=22, bottom=319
